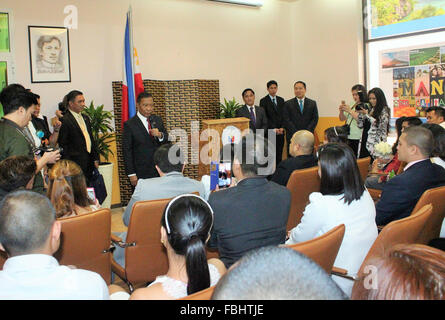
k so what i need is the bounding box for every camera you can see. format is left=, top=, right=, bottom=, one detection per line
left=33, top=146, right=63, bottom=157
left=355, top=90, right=369, bottom=111
left=355, top=103, right=369, bottom=111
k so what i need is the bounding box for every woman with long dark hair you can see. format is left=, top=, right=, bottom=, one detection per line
left=130, top=194, right=226, bottom=300
left=286, top=143, right=377, bottom=296
left=356, top=87, right=390, bottom=159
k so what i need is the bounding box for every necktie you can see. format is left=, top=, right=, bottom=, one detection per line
left=76, top=114, right=91, bottom=153
left=299, top=99, right=304, bottom=113
left=249, top=107, right=256, bottom=127
left=147, top=117, right=153, bottom=137
left=272, top=97, right=277, bottom=107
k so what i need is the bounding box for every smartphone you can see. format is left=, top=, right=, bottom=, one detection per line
left=87, top=187, right=97, bottom=202
left=218, top=161, right=232, bottom=188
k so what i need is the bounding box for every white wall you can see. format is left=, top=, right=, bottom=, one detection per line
left=2, top=0, right=363, bottom=121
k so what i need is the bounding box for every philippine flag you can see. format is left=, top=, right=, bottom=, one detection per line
left=122, top=8, right=144, bottom=128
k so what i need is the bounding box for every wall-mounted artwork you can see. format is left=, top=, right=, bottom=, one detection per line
left=28, top=26, right=71, bottom=83
left=0, top=13, right=10, bottom=53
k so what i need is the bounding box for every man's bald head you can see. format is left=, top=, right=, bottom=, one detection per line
left=290, top=130, right=314, bottom=157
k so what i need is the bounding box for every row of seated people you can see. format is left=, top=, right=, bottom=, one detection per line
left=1, top=126, right=445, bottom=299
left=1, top=189, right=444, bottom=300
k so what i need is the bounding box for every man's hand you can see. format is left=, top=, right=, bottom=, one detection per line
left=129, top=175, right=138, bottom=187
left=150, top=128, right=162, bottom=138
left=42, top=150, right=61, bottom=165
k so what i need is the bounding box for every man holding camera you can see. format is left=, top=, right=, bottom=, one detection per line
left=0, top=85, right=60, bottom=194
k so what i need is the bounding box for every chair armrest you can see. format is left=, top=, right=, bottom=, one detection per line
left=368, top=188, right=382, bottom=202
left=111, top=234, right=135, bottom=248
left=331, top=266, right=358, bottom=281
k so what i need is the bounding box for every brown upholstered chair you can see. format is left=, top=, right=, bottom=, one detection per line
left=410, top=186, right=445, bottom=245
left=285, top=166, right=320, bottom=232
left=285, top=224, right=345, bottom=273
left=111, top=198, right=170, bottom=292
left=368, top=188, right=382, bottom=203
left=0, top=250, right=6, bottom=270
left=54, top=208, right=112, bottom=285
left=332, top=203, right=433, bottom=280
left=179, top=285, right=216, bottom=300
left=357, top=157, right=371, bottom=181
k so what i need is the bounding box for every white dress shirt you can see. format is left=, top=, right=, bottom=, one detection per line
left=246, top=104, right=256, bottom=119
left=69, top=109, right=92, bottom=153
left=27, top=122, right=41, bottom=148
left=286, top=190, right=378, bottom=297
left=0, top=254, right=109, bottom=300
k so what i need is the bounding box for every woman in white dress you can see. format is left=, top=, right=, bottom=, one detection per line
left=130, top=194, right=226, bottom=300
left=286, top=143, right=378, bottom=296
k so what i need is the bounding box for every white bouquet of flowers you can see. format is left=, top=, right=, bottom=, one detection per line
left=374, top=141, right=393, bottom=169
left=374, top=141, right=392, bottom=158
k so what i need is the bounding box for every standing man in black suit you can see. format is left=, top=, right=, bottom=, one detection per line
left=235, top=88, right=267, bottom=134
left=260, top=80, right=285, bottom=165
left=122, top=92, right=168, bottom=187
left=58, top=90, right=99, bottom=186
left=282, top=81, right=319, bottom=147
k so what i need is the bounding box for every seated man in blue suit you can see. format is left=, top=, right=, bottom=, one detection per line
left=376, top=126, right=445, bottom=226
left=208, top=134, right=291, bottom=269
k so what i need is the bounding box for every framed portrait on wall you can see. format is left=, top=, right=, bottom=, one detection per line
left=28, top=26, right=71, bottom=83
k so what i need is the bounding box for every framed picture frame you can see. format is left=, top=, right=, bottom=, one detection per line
left=28, top=26, right=71, bottom=83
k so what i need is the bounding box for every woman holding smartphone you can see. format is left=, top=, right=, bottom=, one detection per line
left=338, top=84, right=367, bottom=157
left=47, top=159, right=100, bottom=218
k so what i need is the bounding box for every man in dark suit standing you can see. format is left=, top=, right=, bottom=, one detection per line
left=208, top=135, right=290, bottom=269
left=282, top=81, right=319, bottom=147
left=376, top=126, right=445, bottom=226
left=260, top=80, right=285, bottom=165
left=122, top=92, right=168, bottom=187
left=58, top=90, right=99, bottom=186
left=235, top=88, right=267, bottom=134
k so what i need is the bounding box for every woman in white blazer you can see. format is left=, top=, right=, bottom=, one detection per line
left=286, top=143, right=378, bottom=296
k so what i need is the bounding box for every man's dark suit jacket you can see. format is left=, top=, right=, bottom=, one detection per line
left=376, top=160, right=445, bottom=225
left=122, top=114, right=168, bottom=179
left=31, top=116, right=51, bottom=142
left=208, top=177, right=291, bottom=268
left=260, top=95, right=285, bottom=130
left=282, top=97, right=319, bottom=142
left=235, top=105, right=268, bottom=133
left=58, top=111, right=99, bottom=183
left=270, top=154, right=318, bottom=186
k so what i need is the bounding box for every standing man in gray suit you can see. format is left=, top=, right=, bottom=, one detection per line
left=235, top=88, right=268, bottom=134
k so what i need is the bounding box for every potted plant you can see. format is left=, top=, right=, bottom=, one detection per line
left=220, top=97, right=241, bottom=119
left=82, top=101, right=115, bottom=208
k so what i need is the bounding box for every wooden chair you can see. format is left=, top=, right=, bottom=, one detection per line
left=410, top=186, right=445, bottom=245
left=0, top=250, right=6, bottom=270
left=111, top=198, right=171, bottom=292
left=285, top=166, right=320, bottom=232
left=179, top=285, right=216, bottom=300
left=285, top=224, right=345, bottom=273
left=368, top=188, right=382, bottom=203
left=54, top=208, right=112, bottom=285
left=357, top=157, right=371, bottom=181
left=332, top=203, right=433, bottom=280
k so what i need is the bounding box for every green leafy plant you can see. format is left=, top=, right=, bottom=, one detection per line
left=82, top=101, right=115, bottom=163
left=220, top=97, right=241, bottom=119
